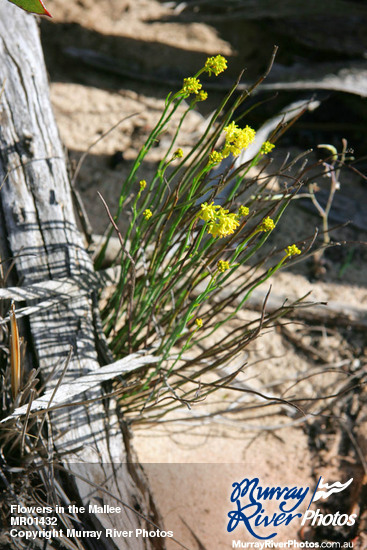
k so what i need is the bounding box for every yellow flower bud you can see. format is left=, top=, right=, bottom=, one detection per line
left=285, top=244, right=301, bottom=257
left=204, top=55, right=228, bottom=76
left=259, top=217, right=275, bottom=232
left=143, top=209, right=153, bottom=220
left=238, top=205, right=249, bottom=217
left=217, top=260, right=230, bottom=273
left=260, top=141, right=275, bottom=155
left=181, top=77, right=202, bottom=96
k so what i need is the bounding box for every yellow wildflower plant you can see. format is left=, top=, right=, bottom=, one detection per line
left=260, top=141, right=275, bottom=155
left=204, top=55, right=228, bottom=76
left=285, top=244, right=301, bottom=257
left=97, top=53, right=313, bottom=398
left=181, top=77, right=202, bottom=96
left=143, top=209, right=153, bottom=220
left=217, top=260, right=230, bottom=273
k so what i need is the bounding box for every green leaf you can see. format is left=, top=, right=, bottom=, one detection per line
left=7, top=0, right=52, bottom=16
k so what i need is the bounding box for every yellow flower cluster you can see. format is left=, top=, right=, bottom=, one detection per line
left=260, top=141, right=275, bottom=155
left=217, top=260, right=230, bottom=273
left=285, top=244, right=301, bottom=257
left=204, top=55, right=228, bottom=76
left=200, top=201, right=220, bottom=222
left=199, top=202, right=240, bottom=238
left=197, top=90, right=208, bottom=102
left=143, top=209, right=152, bottom=220
left=208, top=151, right=224, bottom=165
left=173, top=148, right=184, bottom=159
left=238, top=205, right=249, bottom=217
left=181, top=77, right=202, bottom=96
left=222, top=121, right=256, bottom=158
left=179, top=56, right=227, bottom=102
left=139, top=179, right=147, bottom=190
left=195, top=318, right=203, bottom=328
left=258, top=217, right=275, bottom=232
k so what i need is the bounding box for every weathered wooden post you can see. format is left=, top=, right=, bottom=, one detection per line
left=0, top=3, right=164, bottom=548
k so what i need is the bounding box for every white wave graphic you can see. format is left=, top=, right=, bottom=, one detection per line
left=313, top=477, right=353, bottom=502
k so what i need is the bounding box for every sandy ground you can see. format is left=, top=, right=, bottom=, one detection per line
left=39, top=1, right=367, bottom=548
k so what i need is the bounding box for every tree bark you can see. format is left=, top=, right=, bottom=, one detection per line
left=0, top=4, right=163, bottom=549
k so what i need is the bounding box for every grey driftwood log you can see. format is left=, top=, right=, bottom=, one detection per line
left=0, top=3, right=165, bottom=549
